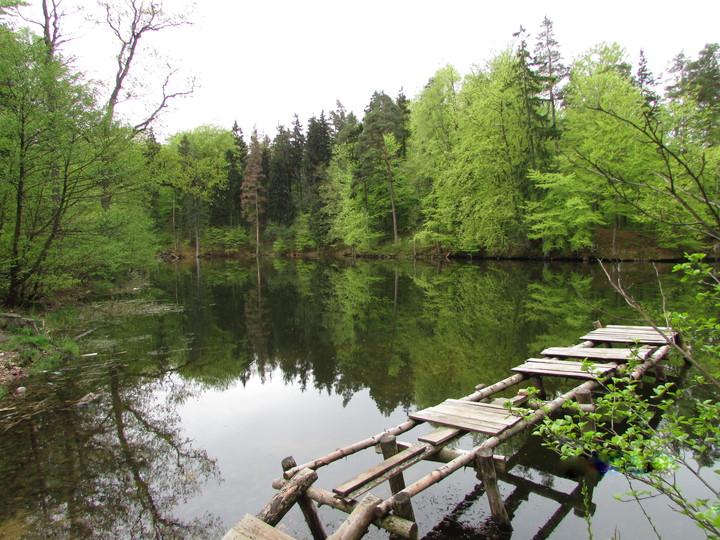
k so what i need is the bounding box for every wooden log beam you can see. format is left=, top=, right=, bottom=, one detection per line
left=257, top=467, right=317, bottom=526
left=270, top=480, right=418, bottom=540
left=282, top=457, right=326, bottom=540
left=283, top=419, right=418, bottom=479
left=328, top=494, right=383, bottom=540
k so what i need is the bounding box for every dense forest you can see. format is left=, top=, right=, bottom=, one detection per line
left=1, top=0, right=719, bottom=306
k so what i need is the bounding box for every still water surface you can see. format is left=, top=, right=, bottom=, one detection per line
left=0, top=258, right=707, bottom=539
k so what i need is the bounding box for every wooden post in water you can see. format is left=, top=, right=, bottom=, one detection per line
left=256, top=467, right=317, bottom=526
left=575, top=388, right=596, bottom=433
left=379, top=434, right=416, bottom=522
left=282, top=457, right=326, bottom=539
left=529, top=375, right=547, bottom=400
left=476, top=447, right=511, bottom=530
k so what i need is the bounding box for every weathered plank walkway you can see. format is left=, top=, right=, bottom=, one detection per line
left=224, top=324, right=681, bottom=539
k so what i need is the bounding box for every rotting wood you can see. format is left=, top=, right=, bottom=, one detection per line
left=223, top=513, right=296, bottom=540
left=0, top=313, right=39, bottom=333
left=333, top=444, right=439, bottom=501
left=282, top=457, right=325, bottom=540
left=529, top=374, right=547, bottom=399
left=333, top=443, right=427, bottom=498
left=375, top=346, right=670, bottom=519
left=255, top=328, right=674, bottom=539
left=541, top=346, right=654, bottom=361
left=574, top=388, right=596, bottom=433
left=477, top=448, right=511, bottom=530
left=409, top=405, right=521, bottom=435
left=512, top=359, right=617, bottom=379
left=328, top=493, right=383, bottom=540
left=286, top=373, right=528, bottom=480
left=257, top=467, right=317, bottom=526
left=382, top=441, right=507, bottom=473
left=270, top=480, right=418, bottom=539
left=379, top=434, right=415, bottom=522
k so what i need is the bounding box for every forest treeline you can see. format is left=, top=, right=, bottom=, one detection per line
left=1, top=1, right=719, bottom=306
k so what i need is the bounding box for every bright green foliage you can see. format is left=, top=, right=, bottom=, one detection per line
left=162, top=125, right=234, bottom=256
left=325, top=144, right=384, bottom=251
left=525, top=172, right=607, bottom=252
left=0, top=23, right=159, bottom=305
left=669, top=253, right=720, bottom=372
left=440, top=50, right=541, bottom=252
left=355, top=91, right=410, bottom=245
left=534, top=254, right=720, bottom=537
left=407, top=65, right=460, bottom=251
left=535, top=372, right=720, bottom=537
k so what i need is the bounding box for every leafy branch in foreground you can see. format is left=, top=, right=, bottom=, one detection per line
left=534, top=255, right=720, bottom=538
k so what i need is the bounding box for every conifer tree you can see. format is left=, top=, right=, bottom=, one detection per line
left=242, top=129, right=266, bottom=256
left=533, top=16, right=568, bottom=146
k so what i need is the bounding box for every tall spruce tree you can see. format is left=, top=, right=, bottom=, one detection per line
left=267, top=126, right=296, bottom=226
left=533, top=16, right=568, bottom=148
left=242, top=129, right=266, bottom=255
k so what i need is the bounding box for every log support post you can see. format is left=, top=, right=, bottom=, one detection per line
left=257, top=466, right=317, bottom=527
left=476, top=448, right=511, bottom=531
left=529, top=375, right=546, bottom=400
left=281, top=457, right=326, bottom=540
left=574, top=388, right=596, bottom=433
left=379, top=434, right=416, bottom=523
left=653, top=363, right=667, bottom=382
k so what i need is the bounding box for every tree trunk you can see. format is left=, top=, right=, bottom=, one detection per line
left=381, top=143, right=399, bottom=244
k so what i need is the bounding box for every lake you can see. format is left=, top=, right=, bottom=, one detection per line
left=0, top=258, right=709, bottom=539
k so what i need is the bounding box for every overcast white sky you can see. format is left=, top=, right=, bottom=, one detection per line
left=20, top=0, right=720, bottom=140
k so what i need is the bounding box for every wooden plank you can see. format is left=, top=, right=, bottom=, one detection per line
left=442, top=399, right=524, bottom=419
left=333, top=444, right=426, bottom=498
left=418, top=426, right=463, bottom=445
left=541, top=346, right=654, bottom=361
left=606, top=324, right=674, bottom=332
left=410, top=407, right=522, bottom=435
left=579, top=327, right=676, bottom=345
left=223, top=514, right=296, bottom=540
left=413, top=405, right=512, bottom=429
left=517, top=358, right=616, bottom=375
left=429, top=406, right=518, bottom=428
left=511, top=361, right=616, bottom=379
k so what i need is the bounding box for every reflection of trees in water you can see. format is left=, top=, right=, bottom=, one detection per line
left=0, top=363, right=222, bottom=538
left=149, top=259, right=685, bottom=416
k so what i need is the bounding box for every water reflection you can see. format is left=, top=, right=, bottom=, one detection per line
left=0, top=258, right=695, bottom=538
left=0, top=363, right=222, bottom=538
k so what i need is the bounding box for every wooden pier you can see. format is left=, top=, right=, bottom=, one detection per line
left=224, top=324, right=681, bottom=539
